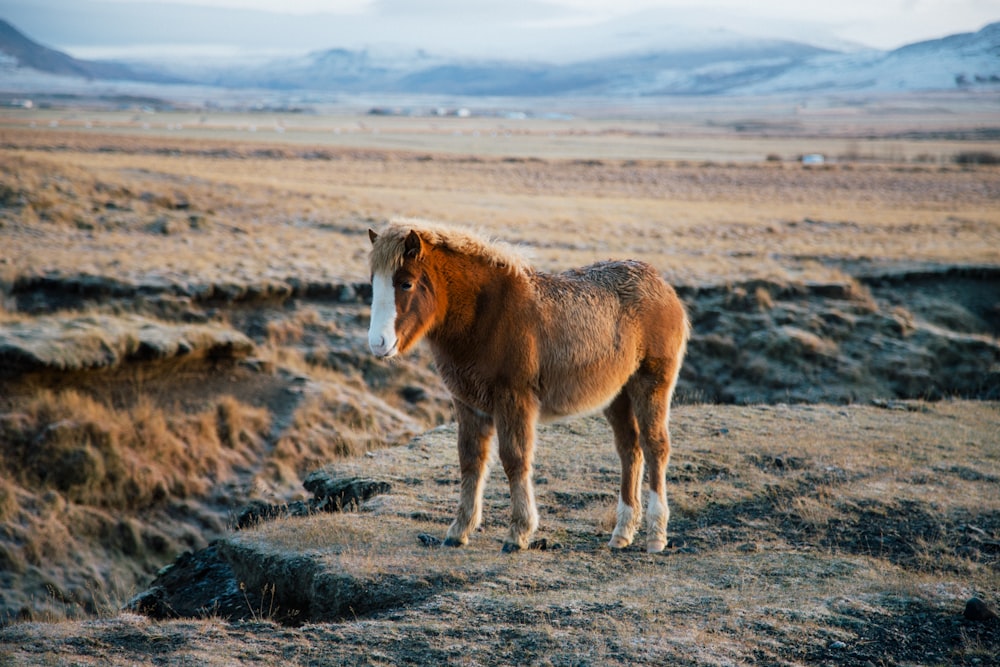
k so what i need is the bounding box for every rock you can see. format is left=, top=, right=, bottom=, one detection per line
left=418, top=533, right=443, bottom=547
left=126, top=542, right=253, bottom=621
left=400, top=385, right=428, bottom=403
left=528, top=538, right=562, bottom=551
left=302, top=472, right=392, bottom=512
left=336, top=284, right=357, bottom=303
left=146, top=216, right=190, bottom=236
left=235, top=475, right=392, bottom=529
left=236, top=500, right=312, bottom=529
left=963, top=597, right=998, bottom=622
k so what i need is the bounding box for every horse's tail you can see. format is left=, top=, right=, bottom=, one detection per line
left=667, top=302, right=691, bottom=410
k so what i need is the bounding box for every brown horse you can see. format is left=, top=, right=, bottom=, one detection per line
left=368, top=219, right=689, bottom=552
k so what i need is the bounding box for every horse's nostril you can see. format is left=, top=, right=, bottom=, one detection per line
left=370, top=335, right=391, bottom=355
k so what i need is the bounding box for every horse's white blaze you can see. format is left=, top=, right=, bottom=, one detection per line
left=368, top=272, right=399, bottom=357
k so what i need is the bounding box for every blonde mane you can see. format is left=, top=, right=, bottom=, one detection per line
left=370, top=218, right=530, bottom=276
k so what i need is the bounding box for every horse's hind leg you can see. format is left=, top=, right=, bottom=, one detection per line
left=604, top=391, right=644, bottom=549
left=629, top=358, right=680, bottom=553
left=444, top=401, right=495, bottom=547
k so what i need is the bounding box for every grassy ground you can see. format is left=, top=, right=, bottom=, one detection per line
left=3, top=102, right=1000, bottom=291
left=2, top=403, right=998, bottom=665
left=0, top=100, right=998, bottom=664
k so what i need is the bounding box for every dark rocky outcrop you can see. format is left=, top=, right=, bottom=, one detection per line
left=235, top=475, right=392, bottom=529
left=129, top=473, right=393, bottom=623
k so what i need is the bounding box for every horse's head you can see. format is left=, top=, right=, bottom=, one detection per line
left=368, top=228, right=438, bottom=358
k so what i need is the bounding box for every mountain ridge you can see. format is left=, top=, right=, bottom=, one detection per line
left=1, top=17, right=997, bottom=96
left=0, top=19, right=181, bottom=84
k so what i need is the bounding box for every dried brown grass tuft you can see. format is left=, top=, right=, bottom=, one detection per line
left=270, top=383, right=419, bottom=471
left=0, top=382, right=278, bottom=623
left=0, top=389, right=270, bottom=510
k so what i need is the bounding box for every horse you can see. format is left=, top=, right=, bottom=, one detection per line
left=367, top=219, right=689, bottom=553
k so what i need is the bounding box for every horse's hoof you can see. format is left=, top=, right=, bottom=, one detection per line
left=646, top=539, right=667, bottom=553
left=501, top=542, right=524, bottom=554
left=607, top=536, right=631, bottom=550
left=442, top=537, right=465, bottom=547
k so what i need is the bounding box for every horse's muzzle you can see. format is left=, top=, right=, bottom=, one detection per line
left=369, top=335, right=398, bottom=358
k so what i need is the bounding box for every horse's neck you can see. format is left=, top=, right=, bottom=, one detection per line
left=429, top=256, right=522, bottom=350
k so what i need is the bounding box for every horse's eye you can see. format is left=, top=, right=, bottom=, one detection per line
left=400, top=281, right=414, bottom=291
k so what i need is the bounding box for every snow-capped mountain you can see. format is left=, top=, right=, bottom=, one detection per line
left=731, top=21, right=1000, bottom=94
left=1, top=16, right=997, bottom=97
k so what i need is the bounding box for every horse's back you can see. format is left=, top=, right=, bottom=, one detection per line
left=531, top=260, right=687, bottom=418
left=538, top=260, right=684, bottom=338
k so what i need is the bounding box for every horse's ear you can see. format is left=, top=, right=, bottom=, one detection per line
left=368, top=229, right=378, bottom=244
left=404, top=230, right=423, bottom=259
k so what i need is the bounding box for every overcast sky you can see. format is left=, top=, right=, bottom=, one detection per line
left=1, top=0, right=998, bottom=62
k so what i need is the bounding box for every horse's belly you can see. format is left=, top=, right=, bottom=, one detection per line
left=537, top=357, right=634, bottom=421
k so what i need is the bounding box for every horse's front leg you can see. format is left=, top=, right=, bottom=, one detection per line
left=444, top=401, right=495, bottom=547
left=496, top=395, right=540, bottom=552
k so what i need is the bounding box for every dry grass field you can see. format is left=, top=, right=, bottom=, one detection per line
left=0, top=95, right=998, bottom=665
left=3, top=405, right=999, bottom=665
